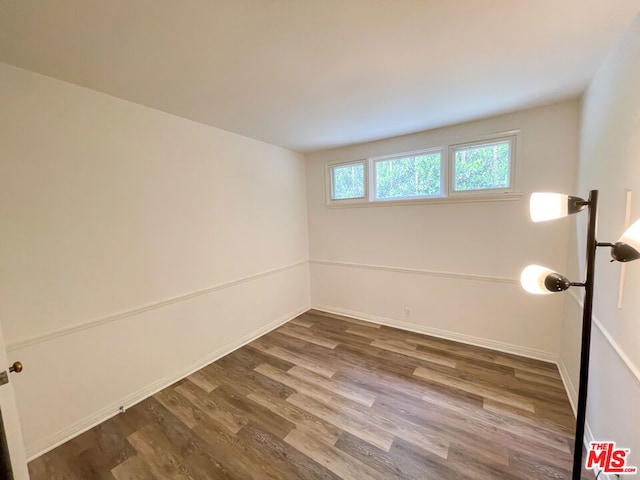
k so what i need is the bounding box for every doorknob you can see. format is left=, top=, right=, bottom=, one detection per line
left=9, top=362, right=22, bottom=373
left=0, top=362, right=22, bottom=386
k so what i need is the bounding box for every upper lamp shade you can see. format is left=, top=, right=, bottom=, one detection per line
left=520, top=265, right=571, bottom=294
left=611, top=218, right=640, bottom=262
left=529, top=193, right=586, bottom=222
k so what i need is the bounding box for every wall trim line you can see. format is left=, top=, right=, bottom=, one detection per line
left=25, top=304, right=310, bottom=461
left=8, top=261, right=308, bottom=353
left=309, top=259, right=518, bottom=285
left=311, top=304, right=557, bottom=363
left=568, top=290, right=640, bottom=385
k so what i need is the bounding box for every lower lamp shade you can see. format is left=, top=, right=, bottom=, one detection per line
left=520, top=265, right=571, bottom=294
left=611, top=219, right=640, bottom=262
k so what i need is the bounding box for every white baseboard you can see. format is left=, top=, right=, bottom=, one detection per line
left=583, top=423, right=618, bottom=480
left=311, top=304, right=558, bottom=363
left=557, top=358, right=578, bottom=416
left=556, top=360, right=609, bottom=479
left=26, top=304, right=310, bottom=461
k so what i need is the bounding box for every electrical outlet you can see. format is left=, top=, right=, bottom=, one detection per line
left=404, top=307, right=411, bottom=317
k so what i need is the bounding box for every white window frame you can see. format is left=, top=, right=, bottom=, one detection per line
left=449, top=135, right=517, bottom=197
left=324, top=129, right=522, bottom=207
left=325, top=159, right=368, bottom=205
left=369, top=148, right=445, bottom=202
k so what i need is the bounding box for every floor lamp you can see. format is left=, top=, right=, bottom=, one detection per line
left=520, top=190, right=640, bottom=480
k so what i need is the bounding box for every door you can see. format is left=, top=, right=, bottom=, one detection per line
left=0, top=320, right=28, bottom=479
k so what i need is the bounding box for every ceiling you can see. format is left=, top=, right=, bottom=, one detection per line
left=1, top=1, right=639, bottom=153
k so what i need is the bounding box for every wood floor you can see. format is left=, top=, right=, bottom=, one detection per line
left=28, top=310, right=591, bottom=479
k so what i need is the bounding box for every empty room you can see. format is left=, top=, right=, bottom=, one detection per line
left=1, top=1, right=640, bottom=479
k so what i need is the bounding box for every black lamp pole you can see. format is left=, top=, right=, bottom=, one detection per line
left=571, top=189, right=598, bottom=480
left=527, top=189, right=640, bottom=478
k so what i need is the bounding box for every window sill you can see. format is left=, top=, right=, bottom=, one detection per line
left=325, top=192, right=523, bottom=208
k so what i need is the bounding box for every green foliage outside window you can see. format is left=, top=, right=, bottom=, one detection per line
left=332, top=163, right=364, bottom=199
left=454, top=142, right=510, bottom=191
left=375, top=153, right=441, bottom=199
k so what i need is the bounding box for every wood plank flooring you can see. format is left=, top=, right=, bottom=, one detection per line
left=28, top=310, right=592, bottom=479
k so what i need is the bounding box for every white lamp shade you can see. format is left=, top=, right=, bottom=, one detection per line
left=618, top=218, right=640, bottom=253
left=529, top=193, right=569, bottom=222
left=520, top=264, right=558, bottom=295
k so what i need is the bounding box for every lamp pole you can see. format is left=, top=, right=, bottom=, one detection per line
left=572, top=189, right=598, bottom=480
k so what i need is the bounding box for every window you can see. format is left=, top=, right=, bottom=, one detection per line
left=451, top=138, right=514, bottom=193
left=329, top=161, right=365, bottom=200
left=373, top=150, right=442, bottom=200
left=325, top=131, right=519, bottom=206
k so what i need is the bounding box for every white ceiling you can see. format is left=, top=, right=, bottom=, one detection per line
left=1, top=1, right=639, bottom=153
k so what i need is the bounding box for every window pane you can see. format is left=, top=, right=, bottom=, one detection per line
left=332, top=163, right=364, bottom=199
left=454, top=141, right=511, bottom=191
left=375, top=153, right=441, bottom=199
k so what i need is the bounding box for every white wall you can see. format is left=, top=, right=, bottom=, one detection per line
left=0, top=63, right=310, bottom=458
left=306, top=101, right=579, bottom=360
left=558, top=15, right=640, bottom=470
